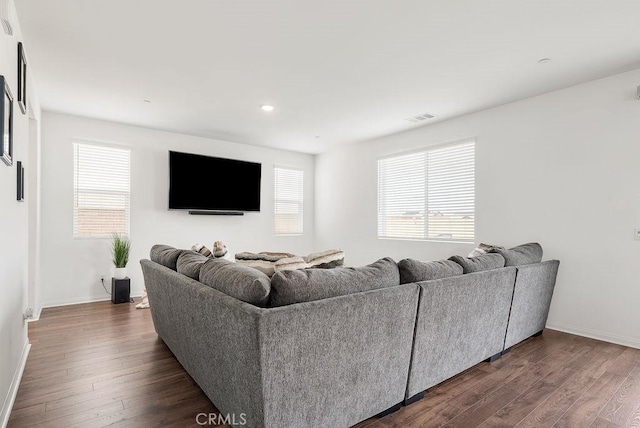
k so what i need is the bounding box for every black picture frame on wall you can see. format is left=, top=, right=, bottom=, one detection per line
left=1, top=75, right=13, bottom=166
left=17, top=42, right=27, bottom=114
left=17, top=160, right=24, bottom=201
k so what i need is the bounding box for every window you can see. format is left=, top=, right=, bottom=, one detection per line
left=274, top=167, right=303, bottom=235
left=378, top=140, right=475, bottom=242
left=73, top=142, right=131, bottom=238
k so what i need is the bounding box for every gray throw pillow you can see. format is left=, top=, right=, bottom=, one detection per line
left=176, top=251, right=209, bottom=279
left=448, top=253, right=505, bottom=274
left=199, top=258, right=271, bottom=307
left=269, top=257, right=399, bottom=307
left=398, top=259, right=463, bottom=284
left=467, top=243, right=505, bottom=257
left=491, top=242, right=543, bottom=266
left=150, top=244, right=183, bottom=270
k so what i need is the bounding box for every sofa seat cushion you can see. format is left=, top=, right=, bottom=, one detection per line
left=199, top=258, right=271, bottom=307
left=448, top=253, right=505, bottom=273
left=398, top=259, right=463, bottom=284
left=150, top=244, right=183, bottom=270
left=269, top=257, right=399, bottom=307
left=490, top=242, right=543, bottom=266
left=304, top=249, right=345, bottom=269
left=176, top=251, right=209, bottom=279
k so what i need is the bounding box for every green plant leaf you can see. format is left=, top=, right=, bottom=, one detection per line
left=111, top=233, right=131, bottom=268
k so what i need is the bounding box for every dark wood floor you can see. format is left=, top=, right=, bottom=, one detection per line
left=8, top=302, right=640, bottom=428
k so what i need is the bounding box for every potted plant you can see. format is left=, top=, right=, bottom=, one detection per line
left=112, top=233, right=131, bottom=279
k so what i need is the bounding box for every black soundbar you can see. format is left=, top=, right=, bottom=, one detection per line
left=188, top=210, right=244, bottom=216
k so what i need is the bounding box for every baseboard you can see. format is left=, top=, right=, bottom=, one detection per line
left=37, top=294, right=144, bottom=317
left=546, top=323, right=640, bottom=350
left=27, top=305, right=44, bottom=323
left=0, top=341, right=30, bottom=428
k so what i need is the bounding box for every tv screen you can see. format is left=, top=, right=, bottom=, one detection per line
left=169, top=151, right=261, bottom=211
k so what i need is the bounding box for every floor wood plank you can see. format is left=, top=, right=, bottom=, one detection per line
left=8, top=301, right=640, bottom=427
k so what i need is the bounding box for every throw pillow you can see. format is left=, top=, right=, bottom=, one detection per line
left=212, top=240, right=228, bottom=258
left=304, top=249, right=345, bottom=269
left=274, top=256, right=309, bottom=272
left=448, top=253, right=505, bottom=274
left=150, top=244, right=183, bottom=270
left=490, top=242, right=543, bottom=266
left=177, top=250, right=209, bottom=279
left=199, top=258, right=271, bottom=307
left=467, top=243, right=504, bottom=258
left=191, top=243, right=212, bottom=257
left=398, top=259, right=463, bottom=284
left=235, top=251, right=296, bottom=277
left=269, top=257, right=399, bottom=307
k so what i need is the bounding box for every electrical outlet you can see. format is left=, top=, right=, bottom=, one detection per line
left=23, top=307, right=33, bottom=320
left=635, top=229, right=640, bottom=241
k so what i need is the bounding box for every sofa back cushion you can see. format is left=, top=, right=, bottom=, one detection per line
left=491, top=242, right=543, bottom=266
left=199, top=258, right=271, bottom=307
left=269, top=257, right=399, bottom=307
left=448, top=253, right=505, bottom=274
left=398, top=259, right=463, bottom=284
left=176, top=250, right=209, bottom=279
left=150, top=244, right=183, bottom=270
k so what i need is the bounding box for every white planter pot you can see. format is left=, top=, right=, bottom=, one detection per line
left=114, top=267, right=127, bottom=279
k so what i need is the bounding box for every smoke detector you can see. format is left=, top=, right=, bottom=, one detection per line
left=405, top=112, right=435, bottom=123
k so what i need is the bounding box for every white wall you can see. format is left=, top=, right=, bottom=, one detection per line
left=39, top=112, right=315, bottom=308
left=316, top=68, right=640, bottom=349
left=0, top=1, right=41, bottom=425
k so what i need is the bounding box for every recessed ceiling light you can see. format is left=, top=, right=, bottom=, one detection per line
left=261, top=105, right=274, bottom=112
left=314, top=136, right=320, bottom=139
left=143, top=99, right=151, bottom=103
left=537, top=58, right=551, bottom=64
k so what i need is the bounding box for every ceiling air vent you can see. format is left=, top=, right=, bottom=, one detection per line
left=405, top=112, right=435, bottom=123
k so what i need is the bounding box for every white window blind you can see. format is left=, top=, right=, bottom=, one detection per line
left=73, top=142, right=131, bottom=238
left=274, top=167, right=303, bottom=235
left=378, top=140, right=475, bottom=242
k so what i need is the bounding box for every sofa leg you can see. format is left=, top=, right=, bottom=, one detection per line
left=377, top=402, right=402, bottom=417
left=403, top=391, right=425, bottom=406
left=501, top=347, right=511, bottom=356
left=532, top=330, right=544, bottom=337
left=485, top=351, right=502, bottom=362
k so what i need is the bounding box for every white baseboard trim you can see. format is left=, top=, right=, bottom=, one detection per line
left=546, top=322, right=640, bottom=350
left=36, top=294, right=144, bottom=318
left=40, top=296, right=112, bottom=310
left=1, top=341, right=31, bottom=428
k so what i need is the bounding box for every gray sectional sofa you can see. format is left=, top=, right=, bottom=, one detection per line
left=140, top=242, right=559, bottom=428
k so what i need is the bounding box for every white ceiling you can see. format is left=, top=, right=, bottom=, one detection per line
left=15, top=0, right=640, bottom=154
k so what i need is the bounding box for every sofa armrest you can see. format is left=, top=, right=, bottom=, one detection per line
left=504, top=259, right=560, bottom=349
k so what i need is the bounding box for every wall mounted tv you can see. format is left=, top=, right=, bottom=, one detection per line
left=169, top=151, right=261, bottom=213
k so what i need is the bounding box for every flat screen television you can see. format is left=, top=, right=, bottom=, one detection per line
left=169, top=151, right=261, bottom=212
